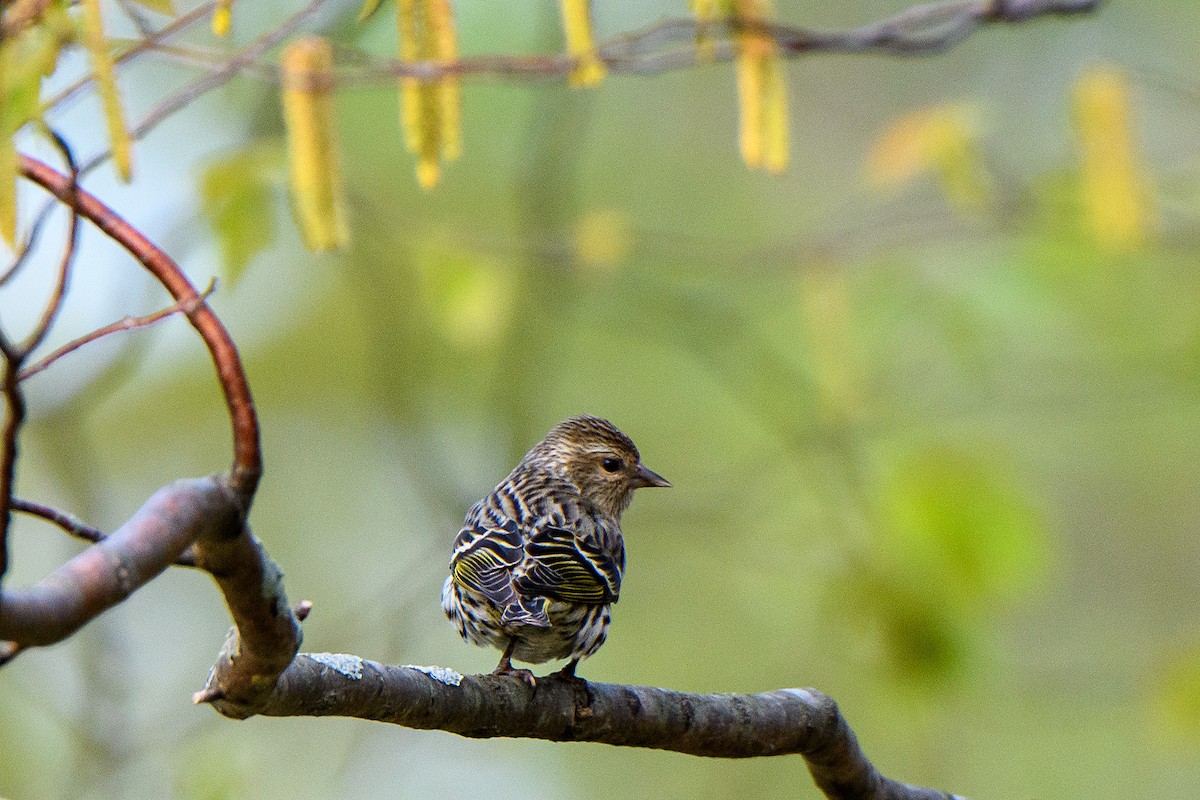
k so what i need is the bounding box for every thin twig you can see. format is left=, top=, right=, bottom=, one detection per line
left=319, top=0, right=1103, bottom=85
left=114, top=0, right=157, bottom=38
left=11, top=496, right=197, bottom=567
left=0, top=196, right=54, bottom=288
left=19, top=129, right=79, bottom=359
left=18, top=278, right=216, bottom=382
left=11, top=497, right=105, bottom=545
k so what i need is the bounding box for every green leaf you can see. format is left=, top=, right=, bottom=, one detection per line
left=877, top=445, right=1048, bottom=606
left=199, top=142, right=282, bottom=286
left=1154, top=639, right=1200, bottom=741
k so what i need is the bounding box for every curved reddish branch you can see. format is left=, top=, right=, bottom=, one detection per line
left=17, top=155, right=261, bottom=508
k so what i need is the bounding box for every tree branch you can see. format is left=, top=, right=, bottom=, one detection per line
left=201, top=656, right=964, bottom=800
left=0, top=477, right=236, bottom=645
left=216, top=0, right=1102, bottom=86
left=11, top=496, right=197, bottom=567
left=17, top=156, right=262, bottom=508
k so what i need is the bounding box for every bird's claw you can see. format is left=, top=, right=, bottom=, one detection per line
left=550, top=666, right=589, bottom=689
left=493, top=664, right=538, bottom=688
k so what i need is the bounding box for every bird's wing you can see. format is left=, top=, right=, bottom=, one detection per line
left=514, top=522, right=622, bottom=604
left=449, top=518, right=523, bottom=610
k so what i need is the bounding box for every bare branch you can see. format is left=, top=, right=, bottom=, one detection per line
left=191, top=515, right=303, bottom=714
left=19, top=129, right=79, bottom=359
left=0, top=351, right=23, bottom=583
left=238, top=0, right=1102, bottom=85
left=12, top=497, right=106, bottom=546
left=18, top=278, right=216, bottom=383
left=0, top=197, right=53, bottom=287
left=0, top=477, right=237, bottom=645
left=11, top=497, right=197, bottom=567
left=17, top=156, right=262, bottom=508
left=203, top=658, right=965, bottom=800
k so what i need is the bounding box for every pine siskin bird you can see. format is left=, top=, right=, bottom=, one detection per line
left=442, top=415, right=670, bottom=684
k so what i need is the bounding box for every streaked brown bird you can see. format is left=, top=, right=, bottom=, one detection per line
left=442, top=415, right=669, bottom=684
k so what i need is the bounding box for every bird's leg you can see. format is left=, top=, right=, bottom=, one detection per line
left=492, top=639, right=537, bottom=687
left=550, top=658, right=588, bottom=688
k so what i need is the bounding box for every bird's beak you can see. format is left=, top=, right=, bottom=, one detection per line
left=632, top=464, right=671, bottom=489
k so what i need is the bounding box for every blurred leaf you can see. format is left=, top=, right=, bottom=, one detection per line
left=862, top=575, right=970, bottom=678
left=866, top=103, right=992, bottom=215
left=199, top=141, right=282, bottom=284
left=1, top=8, right=71, bottom=246
left=0, top=44, right=22, bottom=247
left=877, top=446, right=1047, bottom=607
left=573, top=207, right=632, bottom=275
left=80, top=0, right=132, bottom=180
left=798, top=265, right=861, bottom=424
left=1154, top=638, right=1200, bottom=742
left=414, top=238, right=515, bottom=350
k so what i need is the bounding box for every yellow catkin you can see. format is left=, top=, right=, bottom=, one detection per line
left=212, top=0, right=233, bottom=36
left=733, top=0, right=787, bottom=172
left=398, top=0, right=460, bottom=188
left=281, top=37, right=348, bottom=251
left=559, top=0, right=606, bottom=87
left=1072, top=65, right=1153, bottom=250
left=428, top=0, right=461, bottom=161
left=691, top=0, right=726, bottom=64
left=0, top=45, right=17, bottom=247
left=760, top=49, right=788, bottom=173
left=80, top=0, right=133, bottom=181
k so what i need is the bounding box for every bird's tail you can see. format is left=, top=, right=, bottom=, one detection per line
left=501, top=595, right=550, bottom=628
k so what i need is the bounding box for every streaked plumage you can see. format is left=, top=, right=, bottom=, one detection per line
left=442, top=415, right=669, bottom=683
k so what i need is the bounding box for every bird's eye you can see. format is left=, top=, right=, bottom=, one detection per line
left=601, top=457, right=623, bottom=473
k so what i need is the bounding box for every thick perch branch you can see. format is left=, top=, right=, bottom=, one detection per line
left=202, top=655, right=963, bottom=800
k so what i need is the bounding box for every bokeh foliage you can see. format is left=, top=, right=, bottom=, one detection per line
left=3, top=1, right=1200, bottom=798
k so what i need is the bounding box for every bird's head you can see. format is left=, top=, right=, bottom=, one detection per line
left=526, top=415, right=670, bottom=517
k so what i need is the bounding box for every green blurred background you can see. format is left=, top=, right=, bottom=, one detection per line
left=3, top=0, right=1200, bottom=797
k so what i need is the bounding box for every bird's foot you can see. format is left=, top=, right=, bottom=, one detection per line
left=549, top=661, right=588, bottom=689
left=492, top=663, right=538, bottom=688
